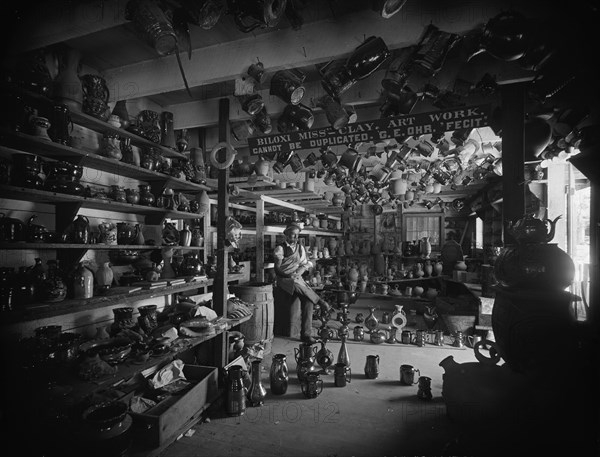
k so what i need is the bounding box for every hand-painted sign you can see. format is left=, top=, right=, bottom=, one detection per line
left=247, top=104, right=491, bottom=156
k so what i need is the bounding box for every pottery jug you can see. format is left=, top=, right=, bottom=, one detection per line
left=42, top=260, right=67, bottom=302
left=69, top=215, right=90, bottom=244
left=179, top=224, right=192, bottom=247
left=316, top=341, right=335, bottom=374
left=269, top=354, right=289, bottom=395
left=364, top=307, right=379, bottom=333
left=96, top=262, right=114, bottom=290
left=138, top=185, right=155, bottom=206
left=117, top=222, right=136, bottom=245
left=247, top=360, right=267, bottom=407
left=364, top=354, right=380, bottom=379
left=26, top=215, right=48, bottom=242
left=72, top=262, right=93, bottom=299
left=53, top=48, right=83, bottom=112
left=226, top=365, right=247, bottom=416
left=0, top=212, right=25, bottom=242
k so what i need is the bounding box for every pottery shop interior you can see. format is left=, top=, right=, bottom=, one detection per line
left=0, top=1, right=599, bottom=456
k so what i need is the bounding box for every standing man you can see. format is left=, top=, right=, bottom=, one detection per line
left=274, top=223, right=331, bottom=344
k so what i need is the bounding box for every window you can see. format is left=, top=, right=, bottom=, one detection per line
left=403, top=213, right=443, bottom=251
left=544, top=161, right=591, bottom=320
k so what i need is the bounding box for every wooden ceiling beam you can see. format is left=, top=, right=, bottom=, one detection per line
left=102, top=2, right=510, bottom=102
left=11, top=0, right=128, bottom=54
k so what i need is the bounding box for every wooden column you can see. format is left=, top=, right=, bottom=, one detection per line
left=256, top=198, right=265, bottom=282
left=213, top=99, right=230, bottom=366
left=498, top=81, right=528, bottom=244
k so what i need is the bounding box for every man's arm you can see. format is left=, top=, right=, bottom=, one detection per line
left=273, top=245, right=285, bottom=277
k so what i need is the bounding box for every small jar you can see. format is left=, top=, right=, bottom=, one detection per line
left=125, top=188, right=140, bottom=205
left=109, top=185, right=127, bottom=203
left=138, top=184, right=155, bottom=206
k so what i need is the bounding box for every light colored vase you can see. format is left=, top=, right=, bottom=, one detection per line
left=96, top=261, right=114, bottom=289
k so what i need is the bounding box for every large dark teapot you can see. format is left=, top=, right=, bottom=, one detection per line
left=506, top=214, right=560, bottom=244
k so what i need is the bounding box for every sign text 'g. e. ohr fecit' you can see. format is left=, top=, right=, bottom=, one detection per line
left=247, top=104, right=491, bottom=156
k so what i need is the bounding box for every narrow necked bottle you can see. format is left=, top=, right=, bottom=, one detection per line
left=337, top=335, right=351, bottom=367
left=247, top=360, right=267, bottom=407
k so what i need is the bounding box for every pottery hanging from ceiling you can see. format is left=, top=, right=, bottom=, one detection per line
left=469, top=11, right=531, bottom=62
left=229, top=0, right=288, bottom=33
left=524, top=116, right=552, bottom=161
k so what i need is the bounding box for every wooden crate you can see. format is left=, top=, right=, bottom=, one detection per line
left=130, top=365, right=218, bottom=449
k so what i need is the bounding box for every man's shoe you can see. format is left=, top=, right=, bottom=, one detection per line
left=301, top=336, right=318, bottom=345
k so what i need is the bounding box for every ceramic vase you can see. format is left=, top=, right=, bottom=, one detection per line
left=269, top=353, right=289, bottom=395
left=72, top=262, right=94, bottom=299
left=96, top=262, right=114, bottom=290
left=53, top=48, right=83, bottom=112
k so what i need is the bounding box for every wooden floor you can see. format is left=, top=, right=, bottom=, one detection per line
left=157, top=317, right=479, bottom=457
left=156, top=300, right=599, bottom=457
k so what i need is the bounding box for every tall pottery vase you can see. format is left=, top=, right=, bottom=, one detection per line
left=53, top=48, right=83, bottom=112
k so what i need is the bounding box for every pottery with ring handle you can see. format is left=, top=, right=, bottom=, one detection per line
left=474, top=339, right=502, bottom=365
left=210, top=142, right=237, bottom=169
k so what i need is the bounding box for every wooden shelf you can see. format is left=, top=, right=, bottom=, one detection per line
left=61, top=313, right=253, bottom=404
left=0, top=273, right=246, bottom=325
left=0, top=137, right=211, bottom=193
left=372, top=276, right=447, bottom=284
left=0, top=83, right=186, bottom=160
left=0, top=243, right=204, bottom=250
left=0, top=184, right=204, bottom=221
left=0, top=242, right=204, bottom=251
left=70, top=111, right=187, bottom=159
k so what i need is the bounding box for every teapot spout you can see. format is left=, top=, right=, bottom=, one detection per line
left=438, top=355, right=458, bottom=373
left=545, top=215, right=561, bottom=242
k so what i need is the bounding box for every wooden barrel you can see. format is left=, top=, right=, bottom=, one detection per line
left=229, top=282, right=274, bottom=353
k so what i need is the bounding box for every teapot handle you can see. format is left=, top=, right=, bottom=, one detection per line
left=474, top=339, right=502, bottom=365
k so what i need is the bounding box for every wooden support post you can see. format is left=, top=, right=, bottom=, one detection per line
left=499, top=81, right=528, bottom=244
left=213, top=99, right=230, bottom=366
left=256, top=198, right=265, bottom=282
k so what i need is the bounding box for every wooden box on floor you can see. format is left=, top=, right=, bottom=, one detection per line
left=130, top=365, right=218, bottom=449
